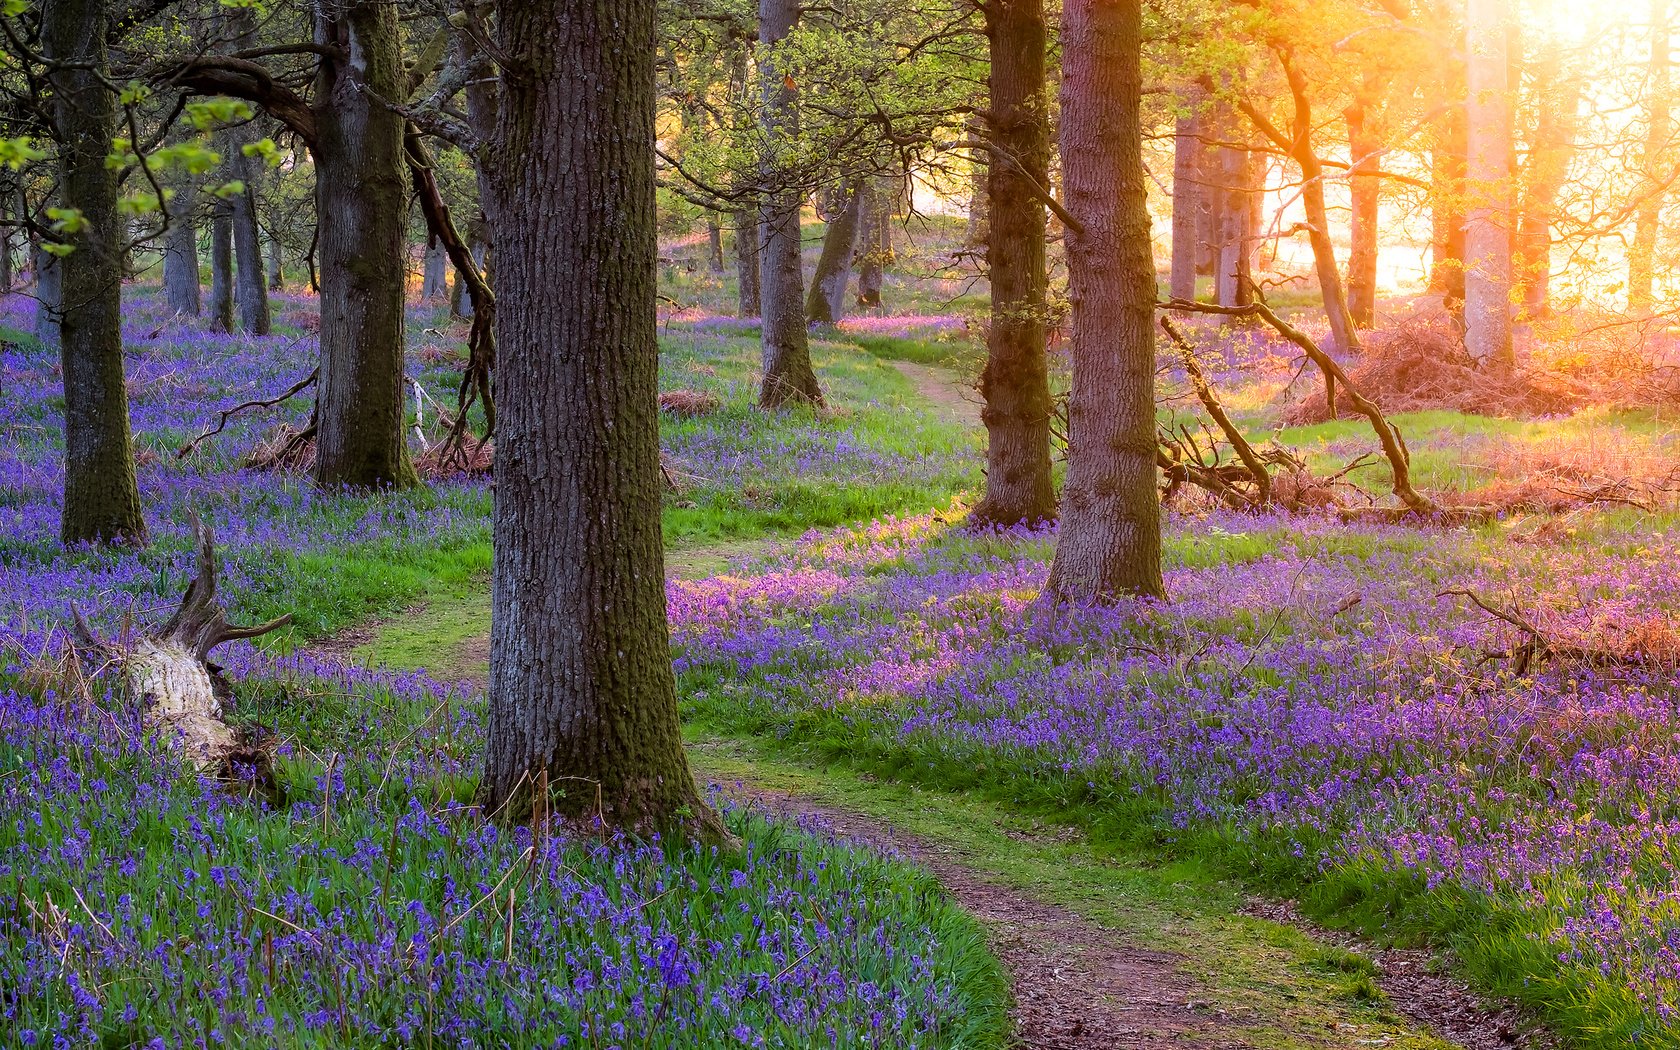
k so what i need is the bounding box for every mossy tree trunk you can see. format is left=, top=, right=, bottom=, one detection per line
left=733, top=208, right=761, bottom=316
left=971, top=0, right=1056, bottom=529
left=1042, top=0, right=1162, bottom=602
left=804, top=179, right=862, bottom=324
left=480, top=0, right=722, bottom=839
left=43, top=0, right=147, bottom=546
left=312, top=0, right=417, bottom=489
left=209, top=198, right=234, bottom=332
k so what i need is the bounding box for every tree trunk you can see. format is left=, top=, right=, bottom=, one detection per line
left=31, top=241, right=61, bottom=345
left=804, top=180, right=862, bottom=324
left=1631, top=0, right=1670, bottom=311
left=231, top=172, right=270, bottom=335
left=733, top=208, right=761, bottom=316
left=706, top=218, right=725, bottom=272
left=854, top=179, right=891, bottom=308
left=1214, top=129, right=1258, bottom=308
left=163, top=201, right=202, bottom=317
left=1345, top=86, right=1382, bottom=328
left=421, top=238, right=449, bottom=300
left=266, top=231, right=283, bottom=290
left=1516, top=64, right=1579, bottom=318
left=312, top=0, right=417, bottom=489
left=480, top=0, right=721, bottom=839
left=209, top=199, right=234, bottom=332
left=757, top=0, right=822, bottom=407
left=1169, top=101, right=1202, bottom=301
left=971, top=0, right=1056, bottom=529
left=1464, top=0, right=1515, bottom=370
left=1042, top=0, right=1162, bottom=602
left=43, top=0, right=147, bottom=546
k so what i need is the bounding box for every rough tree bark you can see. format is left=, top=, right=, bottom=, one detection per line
left=1169, top=99, right=1203, bottom=301
left=756, top=0, right=822, bottom=407
left=230, top=168, right=270, bottom=335
left=733, top=208, right=761, bottom=316
left=480, top=0, right=722, bottom=838
left=706, top=218, right=725, bottom=272
left=1213, top=127, right=1259, bottom=309
left=804, top=179, right=862, bottom=324
left=312, top=0, right=417, bottom=489
left=1464, top=0, right=1515, bottom=370
left=970, top=0, right=1056, bottom=529
left=209, top=198, right=234, bottom=332
left=43, top=0, right=147, bottom=546
left=1631, top=0, right=1671, bottom=311
left=1042, top=0, right=1163, bottom=601
left=266, top=232, right=283, bottom=290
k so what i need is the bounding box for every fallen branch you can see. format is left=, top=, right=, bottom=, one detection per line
left=177, top=367, right=317, bottom=460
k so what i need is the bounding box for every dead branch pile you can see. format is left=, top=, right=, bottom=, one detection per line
left=244, top=423, right=317, bottom=472
left=415, top=439, right=494, bottom=478
left=1441, top=589, right=1680, bottom=675
left=659, top=389, right=723, bottom=418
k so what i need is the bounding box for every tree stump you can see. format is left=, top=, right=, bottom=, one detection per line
left=72, top=516, right=290, bottom=775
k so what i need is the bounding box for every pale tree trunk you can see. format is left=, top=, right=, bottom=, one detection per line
left=421, top=239, right=448, bottom=300
left=1214, top=131, right=1259, bottom=308
left=972, top=0, right=1055, bottom=528
left=1516, top=65, right=1580, bottom=318
left=855, top=178, right=892, bottom=308
left=1344, top=77, right=1384, bottom=328
left=209, top=199, right=234, bottom=332
left=43, top=0, right=147, bottom=546
left=162, top=200, right=202, bottom=317
left=1464, top=0, right=1515, bottom=370
left=733, top=209, right=761, bottom=316
left=1429, top=0, right=1467, bottom=307
left=1043, top=0, right=1162, bottom=602
left=804, top=179, right=862, bottom=324
left=1631, top=0, right=1671, bottom=311
left=480, top=0, right=722, bottom=838
left=1169, top=100, right=1202, bottom=301
left=266, top=232, right=283, bottom=290
left=757, top=0, right=822, bottom=407
left=312, top=0, right=417, bottom=489
left=32, top=241, right=60, bottom=345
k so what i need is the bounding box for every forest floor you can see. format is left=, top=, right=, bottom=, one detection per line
left=339, top=341, right=1547, bottom=1049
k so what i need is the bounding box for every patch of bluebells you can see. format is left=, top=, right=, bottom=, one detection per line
left=669, top=510, right=1680, bottom=1035
left=0, top=288, right=995, bottom=1047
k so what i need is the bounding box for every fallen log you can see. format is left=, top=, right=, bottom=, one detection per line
left=71, top=516, right=290, bottom=774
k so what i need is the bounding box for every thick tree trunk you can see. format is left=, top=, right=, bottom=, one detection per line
left=1429, top=4, right=1468, bottom=308
left=1631, top=0, right=1670, bottom=311
left=1345, top=89, right=1381, bottom=328
left=480, top=0, right=720, bottom=838
left=312, top=0, right=417, bottom=489
left=162, top=201, right=202, bottom=317
left=209, top=200, right=234, bottom=332
left=1464, top=0, right=1515, bottom=370
left=854, top=179, right=891, bottom=308
left=804, top=180, right=862, bottom=324
left=43, top=0, right=147, bottom=546
left=971, top=0, right=1055, bottom=529
left=421, top=239, right=448, bottom=300
left=733, top=209, right=761, bottom=316
left=1214, top=132, right=1259, bottom=308
left=1043, top=0, right=1162, bottom=602
left=757, top=0, right=822, bottom=407
left=31, top=241, right=60, bottom=345
left=1169, top=102, right=1202, bottom=301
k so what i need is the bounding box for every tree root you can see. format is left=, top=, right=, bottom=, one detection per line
left=71, top=515, right=290, bottom=777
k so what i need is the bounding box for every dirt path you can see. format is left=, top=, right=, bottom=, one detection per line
left=890, top=358, right=980, bottom=428
left=734, top=782, right=1222, bottom=1049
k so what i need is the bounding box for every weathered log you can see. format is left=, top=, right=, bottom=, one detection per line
left=71, top=516, right=289, bottom=772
